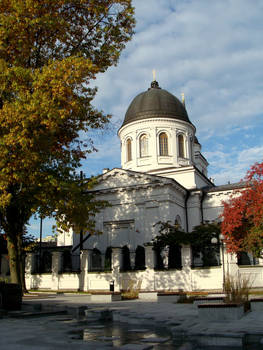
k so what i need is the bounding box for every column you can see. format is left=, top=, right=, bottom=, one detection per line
left=25, top=253, right=35, bottom=291
left=51, top=251, right=62, bottom=291
left=144, top=244, right=155, bottom=269
left=25, top=253, right=34, bottom=274
left=226, top=250, right=238, bottom=277
left=80, top=250, right=90, bottom=291
left=143, top=243, right=155, bottom=290
left=111, top=247, right=122, bottom=292
left=181, top=245, right=192, bottom=291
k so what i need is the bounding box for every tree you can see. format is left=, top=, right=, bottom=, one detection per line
left=221, top=162, right=263, bottom=258
left=153, top=220, right=220, bottom=248
left=153, top=220, right=187, bottom=249
left=153, top=220, right=221, bottom=267
left=190, top=222, right=221, bottom=267
left=0, top=0, right=135, bottom=288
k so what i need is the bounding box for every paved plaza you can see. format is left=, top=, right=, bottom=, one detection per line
left=1, top=294, right=263, bottom=349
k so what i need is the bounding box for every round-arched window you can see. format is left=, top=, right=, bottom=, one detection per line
left=178, top=134, right=185, bottom=158
left=139, top=134, right=148, bottom=157
left=159, top=132, right=168, bottom=156
left=126, top=138, right=132, bottom=162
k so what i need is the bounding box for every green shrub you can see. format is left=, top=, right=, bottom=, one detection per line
left=0, top=277, right=8, bottom=284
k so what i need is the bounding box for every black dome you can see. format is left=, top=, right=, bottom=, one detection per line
left=121, top=81, right=191, bottom=127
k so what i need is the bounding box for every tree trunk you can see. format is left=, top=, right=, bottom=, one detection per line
left=6, top=233, right=22, bottom=286
left=18, top=234, right=27, bottom=293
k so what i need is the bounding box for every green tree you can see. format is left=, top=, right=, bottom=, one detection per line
left=153, top=220, right=189, bottom=249
left=153, top=221, right=221, bottom=267
left=0, top=0, right=135, bottom=289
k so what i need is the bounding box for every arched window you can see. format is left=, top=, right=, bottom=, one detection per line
left=135, top=246, right=145, bottom=270
left=62, top=250, right=72, bottom=272
left=139, top=134, right=148, bottom=157
left=91, top=248, right=102, bottom=271
left=41, top=251, right=52, bottom=273
left=159, top=132, right=168, bottom=156
left=122, top=246, right=131, bottom=271
left=104, top=247, right=112, bottom=270
left=126, top=138, right=132, bottom=162
left=168, top=245, right=182, bottom=269
left=154, top=247, right=164, bottom=269
left=178, top=134, right=185, bottom=158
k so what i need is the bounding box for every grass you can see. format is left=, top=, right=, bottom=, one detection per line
left=121, top=279, right=142, bottom=300
left=224, top=274, right=252, bottom=304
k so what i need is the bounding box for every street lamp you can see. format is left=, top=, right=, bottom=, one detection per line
left=211, top=233, right=225, bottom=292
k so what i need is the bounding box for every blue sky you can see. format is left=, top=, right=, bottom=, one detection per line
left=28, top=0, right=263, bottom=238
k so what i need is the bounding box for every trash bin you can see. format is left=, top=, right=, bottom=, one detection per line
left=109, top=280, right=114, bottom=292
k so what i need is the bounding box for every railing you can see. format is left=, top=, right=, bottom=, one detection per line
left=34, top=254, right=52, bottom=273
left=61, top=253, right=80, bottom=273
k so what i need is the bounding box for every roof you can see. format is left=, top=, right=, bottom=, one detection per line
left=203, top=181, right=247, bottom=193
left=121, top=81, right=192, bottom=127
left=91, top=167, right=188, bottom=194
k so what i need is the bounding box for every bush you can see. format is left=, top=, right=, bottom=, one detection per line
left=122, top=279, right=142, bottom=300
left=224, top=274, right=252, bottom=304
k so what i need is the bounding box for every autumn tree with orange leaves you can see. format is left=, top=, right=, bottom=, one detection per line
left=0, top=0, right=135, bottom=289
left=221, top=162, right=263, bottom=258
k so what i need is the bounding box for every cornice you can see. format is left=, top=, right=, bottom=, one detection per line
left=118, top=117, right=196, bottom=136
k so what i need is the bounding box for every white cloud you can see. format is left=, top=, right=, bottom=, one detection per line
left=205, top=145, right=263, bottom=185
left=86, top=0, right=263, bottom=184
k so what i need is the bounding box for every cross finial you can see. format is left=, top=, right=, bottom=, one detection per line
left=181, top=92, right=185, bottom=106
left=152, top=69, right=156, bottom=81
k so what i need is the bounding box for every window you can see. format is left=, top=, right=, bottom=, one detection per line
left=238, top=252, right=259, bottom=266
left=168, top=245, right=182, bottom=269
left=191, top=244, right=220, bottom=268
left=135, top=246, right=145, bottom=270
left=178, top=134, right=185, bottom=158
left=104, top=247, right=112, bottom=270
left=159, top=132, right=168, bottom=156
left=126, top=138, right=132, bottom=161
left=122, top=246, right=131, bottom=271
left=91, top=248, right=102, bottom=271
left=139, top=134, right=148, bottom=157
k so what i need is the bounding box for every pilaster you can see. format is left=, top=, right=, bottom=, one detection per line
left=181, top=245, right=192, bottom=291
left=80, top=250, right=90, bottom=291
left=51, top=251, right=62, bottom=291
left=111, top=247, right=122, bottom=292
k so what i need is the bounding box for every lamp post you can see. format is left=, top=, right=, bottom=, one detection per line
left=39, top=216, right=43, bottom=272
left=211, top=233, right=225, bottom=292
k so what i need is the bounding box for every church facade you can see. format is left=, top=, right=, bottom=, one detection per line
left=22, top=80, right=263, bottom=292
left=60, top=80, right=242, bottom=260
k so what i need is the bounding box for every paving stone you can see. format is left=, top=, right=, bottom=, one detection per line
left=128, top=329, right=150, bottom=333
left=141, top=337, right=170, bottom=343
left=98, top=336, right=121, bottom=341
left=115, top=344, right=153, bottom=350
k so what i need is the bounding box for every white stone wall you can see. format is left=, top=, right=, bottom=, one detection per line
left=24, top=247, right=263, bottom=292
left=81, top=173, right=187, bottom=251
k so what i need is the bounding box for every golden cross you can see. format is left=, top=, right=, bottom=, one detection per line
left=152, top=69, right=156, bottom=81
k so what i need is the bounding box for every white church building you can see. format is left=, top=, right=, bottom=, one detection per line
left=22, top=80, right=263, bottom=292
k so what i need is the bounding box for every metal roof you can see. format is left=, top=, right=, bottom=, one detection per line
left=121, top=81, right=192, bottom=127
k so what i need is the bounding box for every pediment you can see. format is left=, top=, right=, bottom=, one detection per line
left=92, top=168, right=167, bottom=191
